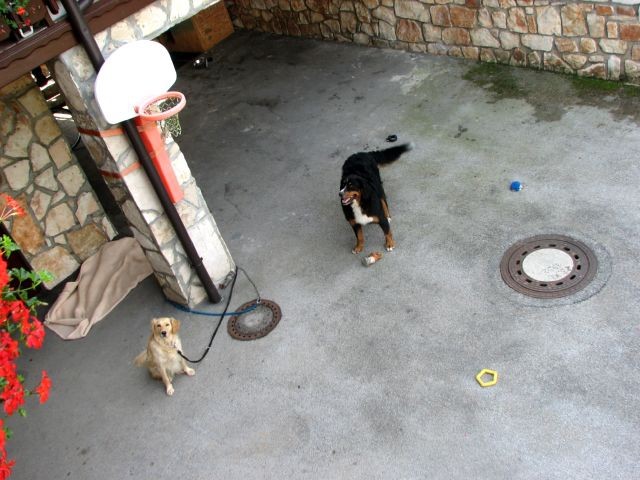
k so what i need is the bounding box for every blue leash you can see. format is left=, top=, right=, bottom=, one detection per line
left=169, top=266, right=261, bottom=363
left=169, top=300, right=257, bottom=317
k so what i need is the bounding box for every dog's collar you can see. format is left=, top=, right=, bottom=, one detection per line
left=158, top=337, right=178, bottom=350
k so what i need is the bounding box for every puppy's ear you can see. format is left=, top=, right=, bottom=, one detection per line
left=150, top=318, right=157, bottom=331
left=170, top=318, right=181, bottom=334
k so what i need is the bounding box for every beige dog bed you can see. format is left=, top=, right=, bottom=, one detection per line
left=45, top=237, right=153, bottom=340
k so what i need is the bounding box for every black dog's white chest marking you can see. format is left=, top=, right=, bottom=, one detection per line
left=350, top=200, right=375, bottom=225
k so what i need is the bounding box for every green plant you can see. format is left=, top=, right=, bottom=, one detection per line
left=0, top=1, right=33, bottom=29
left=0, top=194, right=53, bottom=479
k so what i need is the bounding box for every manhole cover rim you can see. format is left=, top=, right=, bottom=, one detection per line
left=500, top=235, right=598, bottom=299
left=227, top=299, right=281, bottom=341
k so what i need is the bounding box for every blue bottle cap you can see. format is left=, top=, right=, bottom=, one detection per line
left=510, top=181, right=522, bottom=192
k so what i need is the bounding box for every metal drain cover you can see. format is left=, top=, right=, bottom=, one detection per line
left=227, top=299, right=281, bottom=340
left=500, top=235, right=597, bottom=299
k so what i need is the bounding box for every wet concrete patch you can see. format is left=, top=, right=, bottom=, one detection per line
left=463, top=63, right=640, bottom=124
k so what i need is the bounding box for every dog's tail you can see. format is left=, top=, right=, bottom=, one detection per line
left=371, top=142, right=413, bottom=166
left=134, top=351, right=147, bottom=367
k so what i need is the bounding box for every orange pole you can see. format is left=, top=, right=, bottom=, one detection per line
left=134, top=117, right=184, bottom=203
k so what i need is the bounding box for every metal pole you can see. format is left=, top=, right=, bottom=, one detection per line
left=60, top=0, right=222, bottom=304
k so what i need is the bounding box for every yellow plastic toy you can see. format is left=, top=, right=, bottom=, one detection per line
left=476, top=369, right=498, bottom=387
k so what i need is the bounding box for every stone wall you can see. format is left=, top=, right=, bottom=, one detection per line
left=0, top=75, right=115, bottom=289
left=226, top=0, right=640, bottom=83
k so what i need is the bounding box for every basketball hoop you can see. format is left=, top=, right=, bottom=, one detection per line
left=136, top=91, right=186, bottom=121
left=135, top=91, right=186, bottom=138
left=95, top=41, right=185, bottom=202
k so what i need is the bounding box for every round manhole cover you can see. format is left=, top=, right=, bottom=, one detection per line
left=500, top=235, right=598, bottom=299
left=227, top=299, right=282, bottom=341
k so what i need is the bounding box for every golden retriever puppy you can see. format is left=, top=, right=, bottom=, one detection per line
left=134, top=317, right=195, bottom=396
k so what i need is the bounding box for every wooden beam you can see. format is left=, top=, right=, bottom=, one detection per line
left=0, top=0, right=156, bottom=87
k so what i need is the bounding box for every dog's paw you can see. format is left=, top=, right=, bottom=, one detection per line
left=385, top=242, right=395, bottom=252
left=166, top=384, right=175, bottom=396
left=352, top=246, right=364, bottom=254
left=185, top=367, right=195, bottom=376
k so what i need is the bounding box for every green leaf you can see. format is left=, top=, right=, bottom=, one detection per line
left=1, top=290, right=17, bottom=302
left=0, top=234, right=20, bottom=256
left=9, top=267, right=30, bottom=282
left=25, top=297, right=45, bottom=309
left=36, top=270, right=54, bottom=283
left=18, top=408, right=27, bottom=418
left=4, top=322, right=17, bottom=334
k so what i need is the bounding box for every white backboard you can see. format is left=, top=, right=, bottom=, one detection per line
left=95, top=40, right=176, bottom=124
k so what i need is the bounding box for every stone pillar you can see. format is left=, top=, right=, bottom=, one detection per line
left=0, top=74, right=115, bottom=289
left=51, top=0, right=234, bottom=305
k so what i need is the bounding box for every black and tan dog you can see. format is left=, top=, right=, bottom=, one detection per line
left=339, top=143, right=412, bottom=254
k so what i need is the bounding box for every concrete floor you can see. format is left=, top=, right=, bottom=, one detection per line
left=11, top=31, right=640, bottom=479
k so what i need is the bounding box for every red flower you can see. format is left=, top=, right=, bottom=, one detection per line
left=0, top=357, right=17, bottom=380
left=10, top=301, right=28, bottom=327
left=0, top=194, right=25, bottom=220
left=34, top=371, right=51, bottom=404
left=1, top=379, right=25, bottom=416
left=0, top=457, right=14, bottom=480
left=0, top=302, right=9, bottom=325
left=24, top=320, right=45, bottom=349
left=0, top=419, right=6, bottom=457
left=15, top=7, right=26, bottom=16
left=0, top=419, right=5, bottom=450
left=0, top=419, right=10, bottom=480
left=0, top=332, right=19, bottom=362
left=0, top=195, right=49, bottom=475
left=0, top=258, right=7, bottom=292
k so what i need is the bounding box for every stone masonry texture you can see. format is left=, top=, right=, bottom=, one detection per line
left=225, top=0, right=640, bottom=83
left=1, top=75, right=115, bottom=289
